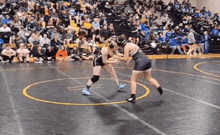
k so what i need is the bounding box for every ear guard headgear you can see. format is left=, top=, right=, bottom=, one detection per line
left=116, top=36, right=126, bottom=47
left=109, top=42, right=115, bottom=49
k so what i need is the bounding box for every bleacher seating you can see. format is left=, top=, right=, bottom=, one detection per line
left=210, top=43, right=220, bottom=53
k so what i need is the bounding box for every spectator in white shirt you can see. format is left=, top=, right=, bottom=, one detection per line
left=161, top=14, right=169, bottom=26
left=0, top=23, right=11, bottom=32
left=16, top=43, right=30, bottom=63
left=0, top=23, right=12, bottom=43
left=28, top=32, right=42, bottom=50
left=16, top=9, right=25, bottom=20
left=187, top=29, right=196, bottom=57
left=40, top=34, right=51, bottom=49
left=154, top=16, right=163, bottom=27
left=1, top=44, right=16, bottom=63
left=92, top=18, right=100, bottom=31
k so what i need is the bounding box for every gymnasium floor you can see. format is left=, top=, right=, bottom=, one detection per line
left=0, top=57, right=220, bottom=135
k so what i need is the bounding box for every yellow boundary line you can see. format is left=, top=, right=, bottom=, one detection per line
left=23, top=78, right=150, bottom=106
left=194, top=61, right=220, bottom=78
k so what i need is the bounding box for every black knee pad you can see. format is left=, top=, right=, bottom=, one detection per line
left=91, top=75, right=99, bottom=83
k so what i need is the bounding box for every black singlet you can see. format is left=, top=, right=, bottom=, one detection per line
left=132, top=49, right=151, bottom=71
left=93, top=52, right=111, bottom=67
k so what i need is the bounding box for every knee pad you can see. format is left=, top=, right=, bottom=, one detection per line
left=91, top=75, right=99, bottom=83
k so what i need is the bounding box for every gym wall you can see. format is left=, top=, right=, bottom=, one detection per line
left=196, top=0, right=220, bottom=14
left=162, top=0, right=197, bottom=6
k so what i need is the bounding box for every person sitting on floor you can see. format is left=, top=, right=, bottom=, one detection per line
left=44, top=46, right=56, bottom=62
left=51, top=35, right=63, bottom=53
left=16, top=43, right=30, bottom=63
left=78, top=47, right=95, bottom=61
left=33, top=45, right=44, bottom=63
left=1, top=44, right=16, bottom=63
left=56, top=46, right=71, bottom=61
left=40, top=34, right=51, bottom=50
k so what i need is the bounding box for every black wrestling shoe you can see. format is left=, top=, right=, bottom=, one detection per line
left=158, top=89, right=163, bottom=95
left=157, top=86, right=163, bottom=95
left=126, top=97, right=136, bottom=103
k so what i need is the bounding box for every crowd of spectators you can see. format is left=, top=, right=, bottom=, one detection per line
left=117, top=0, right=219, bottom=56
left=0, top=0, right=219, bottom=63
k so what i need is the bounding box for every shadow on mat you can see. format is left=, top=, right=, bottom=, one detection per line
left=87, top=96, right=120, bottom=125
left=131, top=104, right=145, bottom=113
left=87, top=96, right=106, bottom=103
left=120, top=103, right=145, bottom=113
left=105, top=90, right=126, bottom=100
left=139, top=100, right=164, bottom=108
left=87, top=97, right=155, bottom=134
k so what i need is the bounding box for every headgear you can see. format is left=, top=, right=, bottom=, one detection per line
left=116, top=36, right=126, bottom=47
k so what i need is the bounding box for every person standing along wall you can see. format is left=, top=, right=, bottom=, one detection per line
left=204, top=31, right=209, bottom=54
left=187, top=29, right=196, bottom=57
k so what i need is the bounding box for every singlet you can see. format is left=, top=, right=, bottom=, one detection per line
left=126, top=42, right=151, bottom=71
left=93, top=49, right=112, bottom=67
left=127, top=42, right=140, bottom=57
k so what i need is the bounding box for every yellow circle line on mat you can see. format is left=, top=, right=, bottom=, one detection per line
left=23, top=77, right=150, bottom=106
left=194, top=61, right=220, bottom=78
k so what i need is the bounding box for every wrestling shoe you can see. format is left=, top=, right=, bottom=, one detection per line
left=157, top=86, right=163, bottom=95
left=119, top=84, right=126, bottom=90
left=126, top=97, right=136, bottom=103
left=158, top=89, right=163, bottom=95
left=82, top=87, right=91, bottom=96
left=117, top=84, right=126, bottom=92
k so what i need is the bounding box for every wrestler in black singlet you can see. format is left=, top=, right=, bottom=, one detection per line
left=93, top=51, right=111, bottom=67
left=132, top=48, right=151, bottom=71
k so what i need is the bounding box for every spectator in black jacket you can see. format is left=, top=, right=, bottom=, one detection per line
left=50, top=9, right=60, bottom=26
left=100, top=25, right=111, bottom=42
left=64, top=29, right=74, bottom=44
left=51, top=34, right=62, bottom=53
left=44, top=46, right=56, bottom=62
left=33, top=45, right=44, bottom=63
left=213, top=13, right=219, bottom=23
left=20, top=0, right=28, bottom=11
left=60, top=10, right=71, bottom=27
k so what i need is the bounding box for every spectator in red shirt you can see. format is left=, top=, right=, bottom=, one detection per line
left=56, top=46, right=70, bottom=61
